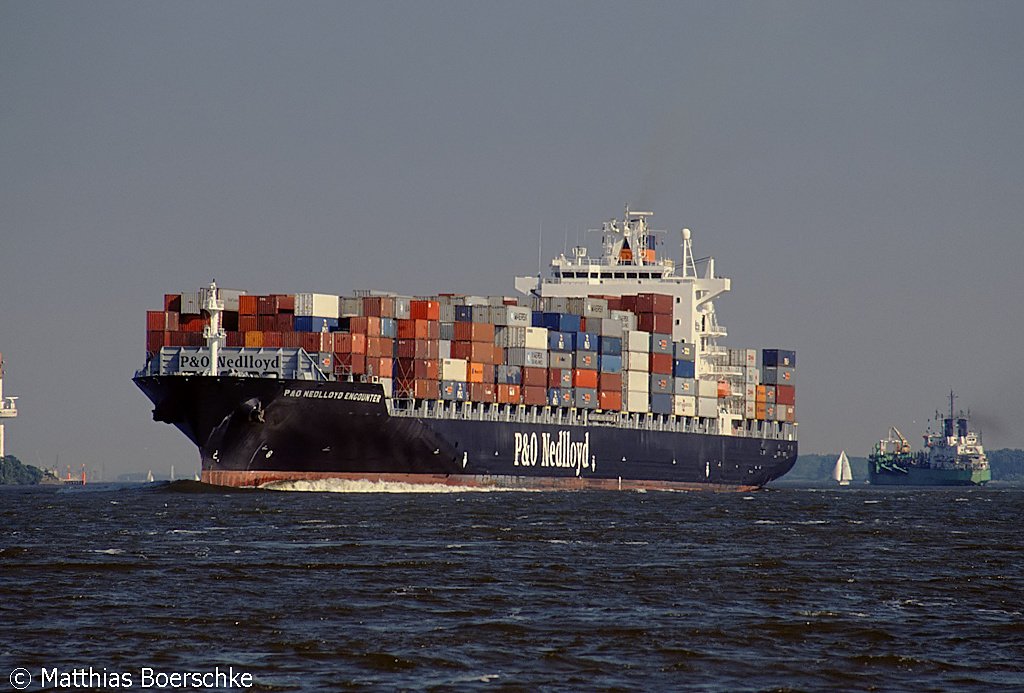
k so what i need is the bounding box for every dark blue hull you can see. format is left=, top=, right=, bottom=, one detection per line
left=134, top=375, right=797, bottom=490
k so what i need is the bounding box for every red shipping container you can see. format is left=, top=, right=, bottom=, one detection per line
left=263, top=332, right=282, bottom=348
left=164, top=294, right=182, bottom=312
left=497, top=384, right=521, bottom=404
left=523, top=367, right=547, bottom=387
left=226, top=331, right=243, bottom=347
left=410, top=300, right=440, bottom=321
left=574, top=369, right=598, bottom=389
left=257, top=316, right=277, bottom=331
left=257, top=296, right=276, bottom=315
left=605, top=296, right=622, bottom=312
left=273, top=294, right=295, bottom=313
left=482, top=363, right=495, bottom=383
left=453, top=322, right=495, bottom=343
left=238, top=295, right=259, bottom=316
left=413, top=379, right=440, bottom=400
left=365, top=357, right=393, bottom=378
left=277, top=314, right=294, bottom=331
left=239, top=315, right=258, bottom=332
left=362, top=296, right=395, bottom=318
left=599, top=372, right=622, bottom=391
left=547, top=369, right=564, bottom=388
left=450, top=341, right=472, bottom=361
left=638, top=313, right=673, bottom=334
left=599, top=390, right=622, bottom=411
left=636, top=293, right=673, bottom=315
left=396, top=339, right=417, bottom=359
left=470, top=382, right=497, bottom=402
left=415, top=359, right=439, bottom=380
left=146, top=330, right=169, bottom=353
left=398, top=319, right=431, bottom=340
left=775, top=384, right=796, bottom=406
left=146, top=311, right=179, bottom=331
left=650, top=352, right=673, bottom=374
left=179, top=315, right=208, bottom=333
left=335, top=352, right=366, bottom=375
left=523, top=385, right=548, bottom=406
left=620, top=295, right=637, bottom=312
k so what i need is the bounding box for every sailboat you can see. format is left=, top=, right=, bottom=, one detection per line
left=833, top=450, right=853, bottom=486
left=146, top=469, right=154, bottom=483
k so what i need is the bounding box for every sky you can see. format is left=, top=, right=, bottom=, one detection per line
left=2, top=1, right=1023, bottom=477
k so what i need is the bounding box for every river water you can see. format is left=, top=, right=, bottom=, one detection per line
left=2, top=481, right=1021, bottom=691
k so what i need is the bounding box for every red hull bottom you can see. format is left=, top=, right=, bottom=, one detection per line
left=202, top=469, right=760, bottom=492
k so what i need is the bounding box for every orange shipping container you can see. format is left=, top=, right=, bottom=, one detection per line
left=717, top=381, right=730, bottom=399
left=413, top=379, right=440, bottom=400
left=397, top=319, right=431, bottom=340
left=574, top=369, right=599, bottom=389
left=239, top=295, right=259, bottom=316
left=599, top=390, right=622, bottom=411
left=755, top=401, right=767, bottom=420
left=244, top=331, right=264, bottom=348
left=756, top=385, right=768, bottom=403
left=467, top=362, right=485, bottom=383
left=453, top=321, right=495, bottom=343
left=497, top=384, right=521, bottom=404
left=366, top=337, right=394, bottom=358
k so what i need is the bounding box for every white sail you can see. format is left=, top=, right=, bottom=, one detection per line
left=833, top=451, right=852, bottom=485
left=146, top=469, right=154, bottom=483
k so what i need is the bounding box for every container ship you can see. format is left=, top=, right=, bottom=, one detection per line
left=868, top=392, right=990, bottom=486
left=134, top=208, right=798, bottom=490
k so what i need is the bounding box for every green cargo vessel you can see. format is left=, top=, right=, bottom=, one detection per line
left=868, top=392, right=990, bottom=487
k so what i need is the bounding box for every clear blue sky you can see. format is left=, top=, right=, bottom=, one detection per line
left=2, top=1, right=1023, bottom=476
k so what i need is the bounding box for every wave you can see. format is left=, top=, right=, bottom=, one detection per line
left=258, top=478, right=535, bottom=494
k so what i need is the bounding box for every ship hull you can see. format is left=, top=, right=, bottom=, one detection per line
left=134, top=375, right=798, bottom=491
left=868, top=467, right=990, bottom=486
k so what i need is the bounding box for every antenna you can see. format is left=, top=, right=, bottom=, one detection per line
left=537, top=223, right=543, bottom=276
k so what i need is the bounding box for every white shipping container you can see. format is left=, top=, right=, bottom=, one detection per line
left=200, top=287, right=246, bottom=313
left=505, top=348, right=548, bottom=368
left=495, top=326, right=527, bottom=348
left=340, top=297, right=363, bottom=317
left=295, top=293, right=340, bottom=319
left=745, top=367, right=760, bottom=385
left=441, top=358, right=468, bottom=381
left=439, top=304, right=456, bottom=322
left=610, top=310, right=638, bottom=331
left=524, top=327, right=548, bottom=350
left=625, top=330, right=651, bottom=353
left=598, top=318, right=623, bottom=338
left=623, top=371, right=650, bottom=393
left=180, top=291, right=202, bottom=315
left=624, top=351, right=650, bottom=372
left=624, top=390, right=649, bottom=413
left=546, top=297, right=570, bottom=313
left=438, top=340, right=451, bottom=360
left=697, top=379, right=718, bottom=398
left=673, top=395, right=696, bottom=417
left=744, top=400, right=757, bottom=419
left=394, top=297, right=411, bottom=320
left=698, top=397, right=718, bottom=418
left=583, top=298, right=609, bottom=319
left=492, top=306, right=532, bottom=327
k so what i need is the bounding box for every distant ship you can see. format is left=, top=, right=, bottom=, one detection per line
left=868, top=392, right=990, bottom=486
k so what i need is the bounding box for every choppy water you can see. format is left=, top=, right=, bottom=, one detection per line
left=2, top=482, right=1022, bottom=691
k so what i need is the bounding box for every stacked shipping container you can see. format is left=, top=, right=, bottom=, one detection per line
left=146, top=289, right=794, bottom=421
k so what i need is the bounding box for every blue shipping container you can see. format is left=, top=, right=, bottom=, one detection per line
left=575, top=331, right=598, bottom=352
left=548, top=330, right=575, bottom=352
left=558, top=313, right=582, bottom=333
left=673, top=359, right=696, bottom=378
left=532, top=311, right=546, bottom=327
left=650, top=393, right=673, bottom=415
left=599, top=336, right=622, bottom=355
left=380, top=317, right=398, bottom=339
left=599, top=354, right=623, bottom=373
left=762, top=349, right=796, bottom=368
left=497, top=365, right=522, bottom=385
left=294, top=316, right=340, bottom=333
left=454, top=305, right=474, bottom=322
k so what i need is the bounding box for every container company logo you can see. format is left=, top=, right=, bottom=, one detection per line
left=283, top=388, right=382, bottom=403
left=177, top=352, right=280, bottom=374
left=514, top=431, right=594, bottom=476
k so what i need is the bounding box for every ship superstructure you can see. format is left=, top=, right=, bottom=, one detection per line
left=868, top=392, right=990, bottom=486
left=134, top=207, right=798, bottom=490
